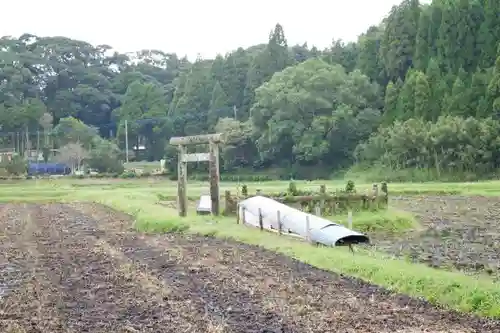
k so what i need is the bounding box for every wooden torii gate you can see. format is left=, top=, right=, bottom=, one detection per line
left=169, top=133, right=222, bottom=217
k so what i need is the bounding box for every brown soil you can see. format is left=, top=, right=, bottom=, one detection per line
left=0, top=203, right=498, bottom=333
left=382, top=195, right=500, bottom=278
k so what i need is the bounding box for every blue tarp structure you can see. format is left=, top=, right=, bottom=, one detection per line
left=28, top=163, right=71, bottom=176
left=238, top=196, right=369, bottom=246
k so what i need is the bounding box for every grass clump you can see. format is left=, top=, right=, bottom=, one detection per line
left=136, top=216, right=190, bottom=234
left=333, top=209, right=418, bottom=234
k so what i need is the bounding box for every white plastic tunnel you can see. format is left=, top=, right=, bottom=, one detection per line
left=238, top=196, right=369, bottom=246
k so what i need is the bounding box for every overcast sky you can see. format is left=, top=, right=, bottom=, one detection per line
left=1, top=0, right=402, bottom=60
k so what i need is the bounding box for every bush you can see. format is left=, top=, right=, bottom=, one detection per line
left=120, top=170, right=136, bottom=179
left=0, top=155, right=27, bottom=176
left=87, top=138, right=125, bottom=174
left=241, top=184, right=248, bottom=197
left=345, top=164, right=485, bottom=183
left=287, top=181, right=298, bottom=196
left=175, top=173, right=275, bottom=182
left=345, top=180, right=355, bottom=193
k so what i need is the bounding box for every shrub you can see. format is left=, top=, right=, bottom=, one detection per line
left=241, top=184, right=248, bottom=197
left=1, top=155, right=27, bottom=176
left=87, top=138, right=125, bottom=174
left=120, top=170, right=136, bottom=179
left=287, top=181, right=298, bottom=196
left=345, top=180, right=356, bottom=193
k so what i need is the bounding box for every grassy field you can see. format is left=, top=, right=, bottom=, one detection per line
left=1, top=177, right=500, bottom=317
left=124, top=161, right=162, bottom=173
left=14, top=176, right=500, bottom=194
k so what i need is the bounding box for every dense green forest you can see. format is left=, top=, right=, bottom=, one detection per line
left=2, top=0, right=500, bottom=180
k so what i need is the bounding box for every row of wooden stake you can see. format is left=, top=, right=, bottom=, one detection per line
left=236, top=205, right=354, bottom=242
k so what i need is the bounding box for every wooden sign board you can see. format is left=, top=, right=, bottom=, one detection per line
left=181, top=153, right=210, bottom=163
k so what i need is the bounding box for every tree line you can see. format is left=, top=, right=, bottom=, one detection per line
left=1, top=0, right=500, bottom=180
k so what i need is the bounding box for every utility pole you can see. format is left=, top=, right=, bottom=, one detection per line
left=20, top=131, right=24, bottom=157
left=25, top=128, right=29, bottom=159
left=124, top=119, right=129, bottom=163
left=36, top=130, right=40, bottom=162
left=16, top=132, right=19, bottom=155
left=233, top=105, right=237, bottom=120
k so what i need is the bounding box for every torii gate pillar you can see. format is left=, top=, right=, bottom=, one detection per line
left=169, top=133, right=222, bottom=217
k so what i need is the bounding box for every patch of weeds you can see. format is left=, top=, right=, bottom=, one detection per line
left=334, top=209, right=418, bottom=234
left=135, top=218, right=190, bottom=234
left=200, top=229, right=218, bottom=237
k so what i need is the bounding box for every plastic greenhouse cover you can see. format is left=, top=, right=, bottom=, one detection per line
left=238, top=196, right=369, bottom=246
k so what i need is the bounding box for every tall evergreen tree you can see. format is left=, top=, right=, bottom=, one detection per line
left=242, top=24, right=291, bottom=116
left=208, top=81, right=231, bottom=129
left=425, top=58, right=445, bottom=121
left=414, top=71, right=431, bottom=118
left=380, top=0, right=420, bottom=81
left=471, top=68, right=490, bottom=118
left=396, top=70, right=417, bottom=120
left=487, top=47, right=500, bottom=115
left=477, top=0, right=500, bottom=67
left=437, top=1, right=459, bottom=72
left=383, top=80, right=401, bottom=124
left=446, top=76, right=470, bottom=116
left=414, top=9, right=431, bottom=70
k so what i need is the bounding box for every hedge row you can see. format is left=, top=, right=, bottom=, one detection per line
left=171, top=173, right=276, bottom=182
left=75, top=172, right=277, bottom=181
left=0, top=172, right=278, bottom=182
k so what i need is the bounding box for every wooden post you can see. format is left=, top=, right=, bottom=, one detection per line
left=305, top=215, right=311, bottom=243
left=258, top=208, right=263, bottom=231
left=319, top=184, right=326, bottom=215
left=372, top=184, right=379, bottom=209
left=277, top=210, right=282, bottom=235
left=241, top=206, right=246, bottom=224
left=224, top=190, right=231, bottom=216
left=236, top=203, right=240, bottom=224
left=177, top=145, right=187, bottom=217
left=209, top=141, right=220, bottom=216
left=381, top=182, right=388, bottom=205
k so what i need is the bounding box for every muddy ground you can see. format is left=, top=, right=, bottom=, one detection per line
left=0, top=203, right=498, bottom=333
left=377, top=195, right=500, bottom=278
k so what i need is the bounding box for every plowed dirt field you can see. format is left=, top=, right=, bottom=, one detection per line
left=384, top=196, right=500, bottom=278
left=0, top=203, right=498, bottom=333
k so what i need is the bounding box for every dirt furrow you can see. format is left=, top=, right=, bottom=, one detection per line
left=72, top=202, right=500, bottom=333
left=386, top=196, right=500, bottom=277
left=69, top=203, right=291, bottom=333
left=2, top=202, right=499, bottom=332
left=29, top=204, right=214, bottom=332
left=0, top=204, right=73, bottom=332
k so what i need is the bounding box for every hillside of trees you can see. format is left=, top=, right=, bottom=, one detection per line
left=1, top=0, right=500, bottom=180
